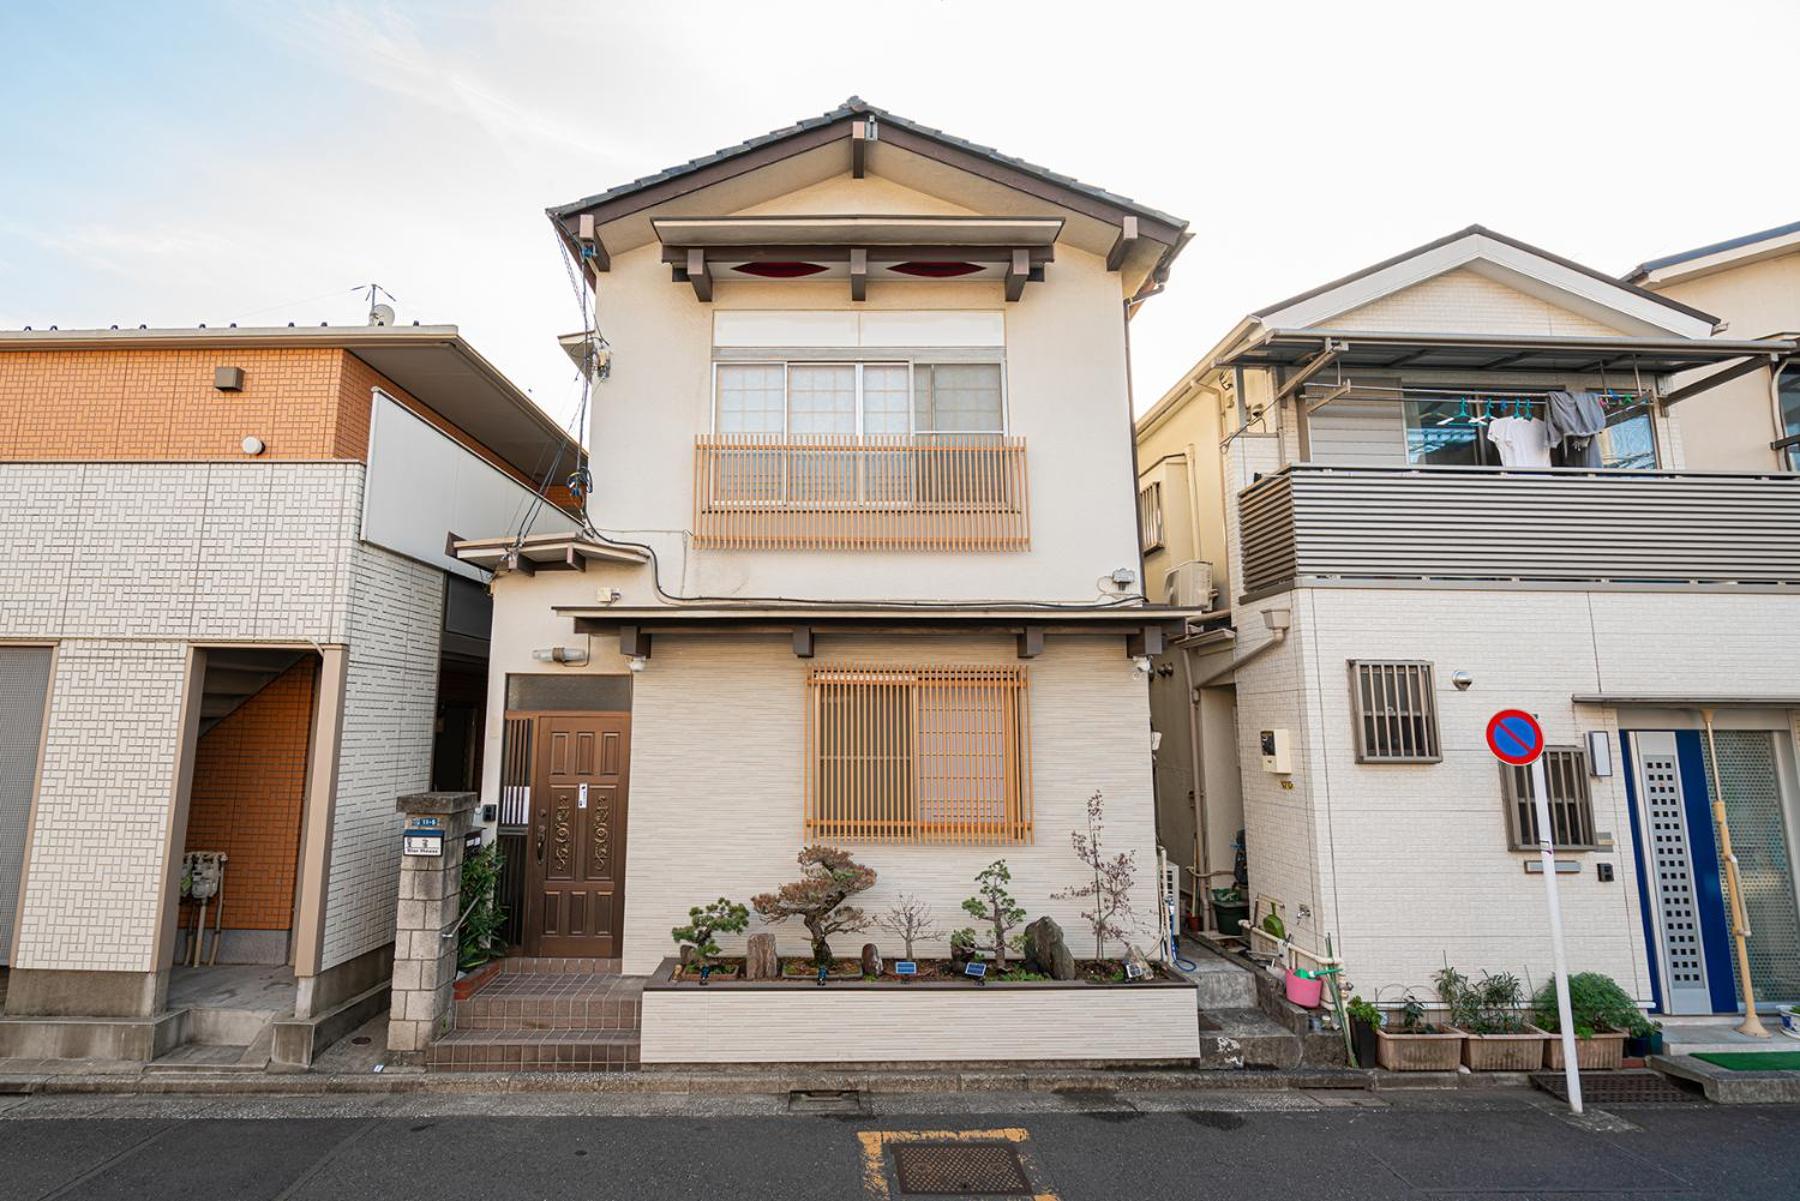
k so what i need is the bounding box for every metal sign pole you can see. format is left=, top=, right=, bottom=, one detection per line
left=1530, top=754, right=1583, bottom=1115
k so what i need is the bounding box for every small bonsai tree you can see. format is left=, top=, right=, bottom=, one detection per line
left=1531, top=972, right=1652, bottom=1039
left=1052, top=791, right=1138, bottom=960
left=752, top=845, right=876, bottom=968
left=875, top=893, right=942, bottom=961
left=953, top=860, right=1027, bottom=970
left=671, top=898, right=749, bottom=971
left=1435, top=966, right=1529, bottom=1034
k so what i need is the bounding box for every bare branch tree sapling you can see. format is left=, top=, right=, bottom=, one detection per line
left=875, top=893, right=942, bottom=961
left=1052, top=791, right=1138, bottom=960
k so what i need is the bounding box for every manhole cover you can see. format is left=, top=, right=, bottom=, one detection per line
left=892, top=1143, right=1031, bottom=1196
left=1531, top=1071, right=1704, bottom=1104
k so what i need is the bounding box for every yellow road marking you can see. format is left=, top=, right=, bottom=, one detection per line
left=856, top=1127, right=1057, bottom=1200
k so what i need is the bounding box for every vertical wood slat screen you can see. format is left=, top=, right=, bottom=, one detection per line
left=805, top=665, right=1032, bottom=844
left=694, top=435, right=1030, bottom=550
left=1504, top=747, right=1597, bottom=849
left=499, top=715, right=534, bottom=827
left=1349, top=660, right=1442, bottom=763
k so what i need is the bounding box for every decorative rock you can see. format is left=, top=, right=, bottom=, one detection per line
left=861, top=943, right=883, bottom=977
left=1022, top=915, right=1076, bottom=981
left=745, top=932, right=778, bottom=980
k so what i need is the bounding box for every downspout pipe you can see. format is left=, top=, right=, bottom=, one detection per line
left=1194, top=606, right=1290, bottom=690
left=1699, top=707, right=1771, bottom=1037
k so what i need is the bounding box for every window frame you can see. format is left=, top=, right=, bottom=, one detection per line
left=712, top=355, right=1008, bottom=437
left=804, top=663, right=1033, bottom=846
left=1348, top=659, right=1443, bottom=764
left=1501, top=745, right=1598, bottom=851
left=1139, top=481, right=1165, bottom=552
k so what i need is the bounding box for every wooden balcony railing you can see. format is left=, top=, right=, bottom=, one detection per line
left=693, top=434, right=1031, bottom=551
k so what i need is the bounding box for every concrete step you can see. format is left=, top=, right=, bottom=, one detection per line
left=427, top=1028, right=639, bottom=1072
left=1168, top=941, right=1258, bottom=1010
left=1197, top=1008, right=1302, bottom=1070
left=452, top=973, right=643, bottom=1031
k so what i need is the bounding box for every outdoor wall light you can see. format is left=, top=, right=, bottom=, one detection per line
left=1131, top=655, right=1153, bottom=678
left=1452, top=670, right=1474, bottom=690
left=627, top=655, right=648, bottom=673
left=532, top=646, right=589, bottom=665
left=240, top=435, right=265, bottom=456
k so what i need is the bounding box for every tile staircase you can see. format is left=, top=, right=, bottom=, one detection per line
left=427, top=957, right=643, bottom=1072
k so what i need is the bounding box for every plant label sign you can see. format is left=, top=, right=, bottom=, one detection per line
left=1125, top=960, right=1147, bottom=981
left=894, top=960, right=918, bottom=977
left=1485, top=709, right=1545, bottom=766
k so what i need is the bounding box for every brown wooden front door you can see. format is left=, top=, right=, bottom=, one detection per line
left=524, top=713, right=629, bottom=958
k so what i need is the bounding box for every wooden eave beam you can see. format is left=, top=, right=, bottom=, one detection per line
left=1005, top=248, right=1029, bottom=302
left=851, top=119, right=869, bottom=178
left=1105, top=216, right=1139, bottom=272
left=686, top=248, right=712, bottom=302
left=658, top=244, right=1054, bottom=266
left=849, top=248, right=867, bottom=303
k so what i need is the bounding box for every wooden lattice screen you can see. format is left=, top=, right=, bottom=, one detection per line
left=804, top=665, right=1032, bottom=844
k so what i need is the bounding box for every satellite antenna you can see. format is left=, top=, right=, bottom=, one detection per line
left=360, top=283, right=398, bottom=326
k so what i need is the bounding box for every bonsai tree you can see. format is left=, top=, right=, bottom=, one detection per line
left=1531, top=972, right=1652, bottom=1039
left=671, top=898, right=749, bottom=971
left=1052, top=791, right=1138, bottom=960
left=1435, top=966, right=1529, bottom=1034
left=874, top=893, right=942, bottom=961
left=952, top=860, right=1027, bottom=970
left=457, top=842, right=507, bottom=970
left=751, top=845, right=876, bottom=968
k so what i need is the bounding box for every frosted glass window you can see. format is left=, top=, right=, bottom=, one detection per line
left=716, top=364, right=786, bottom=434
left=915, top=364, right=1004, bottom=433
left=862, top=364, right=911, bottom=434
left=787, top=365, right=857, bottom=435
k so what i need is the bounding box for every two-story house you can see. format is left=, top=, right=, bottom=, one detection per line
left=1138, top=225, right=1800, bottom=1026
left=457, top=99, right=1195, bottom=1008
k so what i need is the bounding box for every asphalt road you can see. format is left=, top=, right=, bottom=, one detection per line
left=1, top=1089, right=1795, bottom=1200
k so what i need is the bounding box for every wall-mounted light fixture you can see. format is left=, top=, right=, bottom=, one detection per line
left=532, top=646, right=589, bottom=665
left=627, top=655, right=648, bottom=674
left=1452, top=670, right=1474, bottom=690
left=240, top=436, right=265, bottom=456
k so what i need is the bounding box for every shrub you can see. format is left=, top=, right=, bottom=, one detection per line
left=1531, top=972, right=1652, bottom=1038
left=671, top=898, right=749, bottom=969
left=457, top=842, right=507, bottom=970
left=1346, top=994, right=1382, bottom=1027
left=1434, top=966, right=1529, bottom=1034
left=751, top=846, right=877, bottom=968
left=952, top=860, right=1027, bottom=970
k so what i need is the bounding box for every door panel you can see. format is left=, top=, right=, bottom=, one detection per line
left=1703, top=730, right=1800, bottom=1005
left=525, top=714, right=629, bottom=958
left=1629, top=732, right=1715, bottom=1015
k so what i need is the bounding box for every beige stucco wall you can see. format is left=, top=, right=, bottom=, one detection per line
left=1648, top=252, right=1800, bottom=471
left=586, top=172, right=1141, bottom=604
left=1230, top=584, right=1800, bottom=1007
left=1328, top=267, right=1629, bottom=337
left=1136, top=380, right=1229, bottom=603
left=619, top=633, right=1158, bottom=976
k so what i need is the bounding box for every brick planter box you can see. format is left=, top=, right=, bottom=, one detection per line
left=639, top=958, right=1200, bottom=1066
left=1454, top=1025, right=1548, bottom=1072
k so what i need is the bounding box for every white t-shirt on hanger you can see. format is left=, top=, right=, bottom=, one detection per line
left=1485, top=416, right=1552, bottom=467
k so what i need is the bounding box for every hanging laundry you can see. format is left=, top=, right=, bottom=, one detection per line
left=1545, top=390, right=1607, bottom=467
left=1485, top=414, right=1553, bottom=467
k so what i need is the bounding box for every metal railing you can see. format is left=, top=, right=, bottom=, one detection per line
left=1238, top=463, right=1800, bottom=596
left=693, top=434, right=1030, bottom=550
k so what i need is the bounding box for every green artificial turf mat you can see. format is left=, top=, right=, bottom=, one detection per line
left=1693, top=1050, right=1800, bottom=1071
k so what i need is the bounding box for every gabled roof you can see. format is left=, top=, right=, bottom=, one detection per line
left=1626, top=219, right=1800, bottom=287
left=1251, top=225, right=1718, bottom=335
left=550, top=96, right=1186, bottom=233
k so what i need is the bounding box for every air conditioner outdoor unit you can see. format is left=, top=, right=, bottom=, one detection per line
left=1162, top=560, right=1215, bottom=608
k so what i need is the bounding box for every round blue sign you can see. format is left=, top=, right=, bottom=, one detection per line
left=1486, top=709, right=1544, bottom=766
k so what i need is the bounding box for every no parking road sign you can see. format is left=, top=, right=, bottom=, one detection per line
left=1486, top=708, right=1544, bottom=766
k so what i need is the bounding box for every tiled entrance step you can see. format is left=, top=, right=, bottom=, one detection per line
left=427, top=970, right=644, bottom=1072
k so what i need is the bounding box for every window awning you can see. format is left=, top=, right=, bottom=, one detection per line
left=1221, top=329, right=1795, bottom=378
left=452, top=533, right=646, bottom=574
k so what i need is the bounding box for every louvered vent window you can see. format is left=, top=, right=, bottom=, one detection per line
left=1503, top=746, right=1597, bottom=850
left=1349, top=660, right=1442, bottom=763
left=1139, top=482, right=1165, bottom=552
left=805, top=665, right=1032, bottom=844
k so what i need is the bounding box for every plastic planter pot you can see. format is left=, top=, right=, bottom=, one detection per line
left=1373, top=1025, right=1463, bottom=1072
left=1544, top=1029, right=1626, bottom=1071
left=1211, top=899, right=1249, bottom=937
left=1350, top=1018, right=1380, bottom=1068
left=1780, top=1008, right=1800, bottom=1040
left=1454, top=1025, right=1548, bottom=1072
left=1284, top=967, right=1324, bottom=1009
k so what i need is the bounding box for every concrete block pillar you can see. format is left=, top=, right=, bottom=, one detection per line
left=385, top=790, right=477, bottom=1062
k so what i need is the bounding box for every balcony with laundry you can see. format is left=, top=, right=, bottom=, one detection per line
left=1226, top=328, right=1800, bottom=598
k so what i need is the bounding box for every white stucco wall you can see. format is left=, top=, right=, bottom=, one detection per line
left=1230, top=584, right=1800, bottom=1008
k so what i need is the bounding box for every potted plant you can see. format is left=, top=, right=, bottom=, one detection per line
left=1780, top=1004, right=1800, bottom=1041
left=1624, top=1020, right=1664, bottom=1061
left=671, top=898, right=750, bottom=981
left=1372, top=993, right=1464, bottom=1072
left=1437, top=967, right=1546, bottom=1071
left=1531, top=972, right=1648, bottom=1071
left=1346, top=994, right=1383, bottom=1068
left=1210, top=887, right=1248, bottom=938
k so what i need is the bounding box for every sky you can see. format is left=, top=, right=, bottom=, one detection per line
left=4, top=1, right=1797, bottom=431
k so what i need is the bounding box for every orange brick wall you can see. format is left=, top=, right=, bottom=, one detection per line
left=185, top=658, right=317, bottom=932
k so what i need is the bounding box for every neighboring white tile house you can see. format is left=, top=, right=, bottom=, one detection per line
left=458, top=99, right=1202, bottom=978
left=1138, top=226, right=1800, bottom=1021
left=0, top=326, right=577, bottom=1062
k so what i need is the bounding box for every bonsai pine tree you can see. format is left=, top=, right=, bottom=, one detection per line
left=752, top=845, right=877, bottom=968
left=671, top=898, right=749, bottom=970
left=953, top=860, right=1027, bottom=970
left=1052, top=791, right=1138, bottom=960
left=875, top=893, right=942, bottom=960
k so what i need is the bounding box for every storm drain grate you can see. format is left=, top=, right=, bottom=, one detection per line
left=892, top=1143, right=1032, bottom=1196
left=787, top=1088, right=864, bottom=1114
left=1531, top=1071, right=1705, bottom=1104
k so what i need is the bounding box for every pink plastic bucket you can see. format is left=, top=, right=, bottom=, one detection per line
left=1284, top=967, right=1324, bottom=1009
